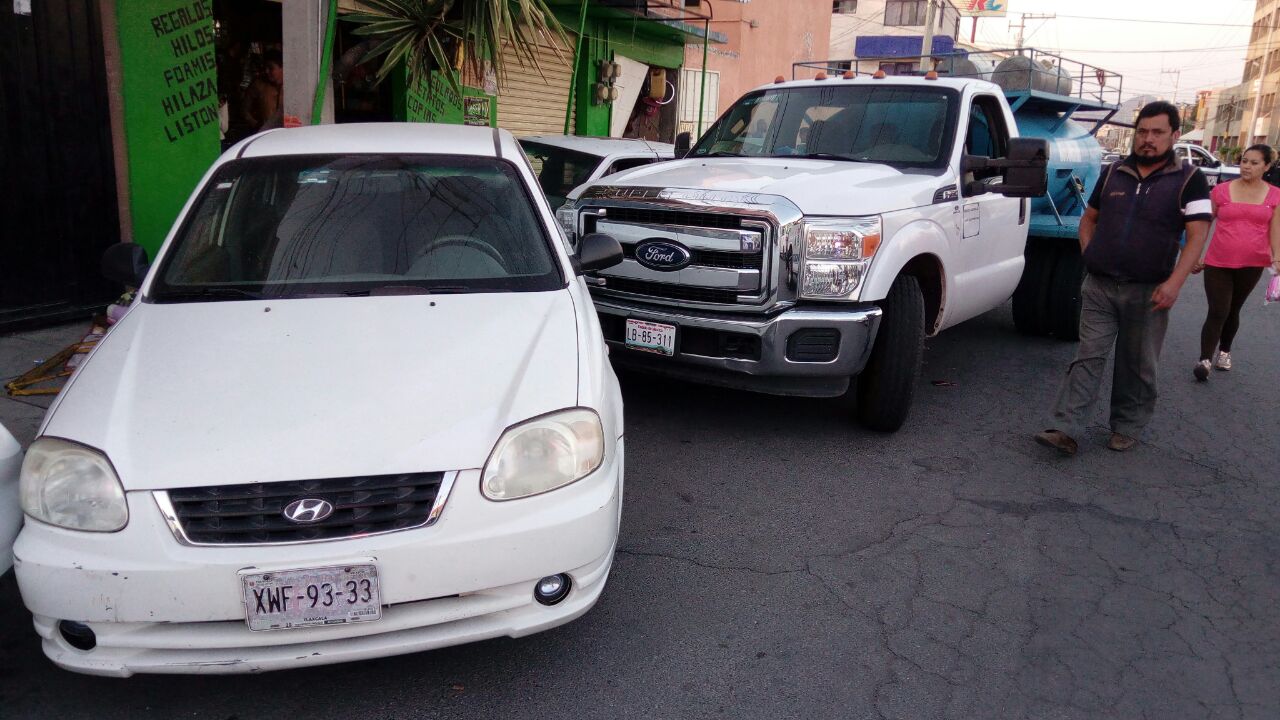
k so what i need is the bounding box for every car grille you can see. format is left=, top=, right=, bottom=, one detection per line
left=162, top=472, right=449, bottom=545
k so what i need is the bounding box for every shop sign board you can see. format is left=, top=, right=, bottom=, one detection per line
left=404, top=70, right=495, bottom=127
left=116, top=0, right=220, bottom=256
left=958, top=0, right=1008, bottom=17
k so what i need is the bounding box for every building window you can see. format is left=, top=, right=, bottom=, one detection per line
left=679, top=68, right=721, bottom=137
left=833, top=0, right=858, bottom=13
left=885, top=0, right=926, bottom=27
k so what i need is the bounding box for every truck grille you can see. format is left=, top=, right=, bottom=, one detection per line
left=162, top=472, right=448, bottom=545
left=589, top=206, right=772, bottom=308
left=602, top=207, right=743, bottom=230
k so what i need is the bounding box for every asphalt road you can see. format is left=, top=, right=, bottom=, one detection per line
left=2, top=279, right=1278, bottom=719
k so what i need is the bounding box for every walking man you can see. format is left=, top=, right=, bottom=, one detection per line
left=1036, top=101, right=1212, bottom=455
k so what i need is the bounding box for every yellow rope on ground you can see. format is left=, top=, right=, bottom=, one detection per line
left=4, top=341, right=97, bottom=397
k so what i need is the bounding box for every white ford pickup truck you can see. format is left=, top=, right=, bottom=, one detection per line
left=558, top=74, right=1048, bottom=431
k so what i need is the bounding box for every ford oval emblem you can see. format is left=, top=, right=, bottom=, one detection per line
left=282, top=498, right=335, bottom=524
left=634, top=239, right=692, bottom=272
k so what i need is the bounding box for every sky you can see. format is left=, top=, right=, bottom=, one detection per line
left=963, top=0, right=1257, bottom=104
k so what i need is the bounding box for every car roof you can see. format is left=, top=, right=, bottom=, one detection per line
left=235, top=123, right=508, bottom=159
left=755, top=74, right=997, bottom=95
left=519, top=134, right=675, bottom=158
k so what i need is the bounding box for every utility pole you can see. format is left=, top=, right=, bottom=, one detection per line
left=1009, top=13, right=1055, bottom=50
left=920, top=0, right=937, bottom=73
left=1160, top=68, right=1181, bottom=105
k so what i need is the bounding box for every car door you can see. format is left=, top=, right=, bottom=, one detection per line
left=953, top=93, right=1024, bottom=320
left=1189, top=145, right=1224, bottom=186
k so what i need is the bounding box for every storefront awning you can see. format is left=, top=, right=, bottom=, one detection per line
left=546, top=0, right=728, bottom=44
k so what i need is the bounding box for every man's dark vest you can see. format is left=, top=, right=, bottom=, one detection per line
left=1084, top=159, right=1199, bottom=284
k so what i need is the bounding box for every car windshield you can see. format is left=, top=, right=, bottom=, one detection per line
left=691, top=85, right=958, bottom=169
left=151, top=154, right=563, bottom=301
left=519, top=140, right=603, bottom=210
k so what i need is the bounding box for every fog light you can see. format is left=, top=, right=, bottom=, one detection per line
left=58, top=620, right=96, bottom=651
left=534, top=573, right=572, bottom=606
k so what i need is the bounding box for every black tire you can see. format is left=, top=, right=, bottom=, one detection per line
left=1047, top=244, right=1085, bottom=341
left=856, top=274, right=925, bottom=433
left=1012, top=240, right=1054, bottom=336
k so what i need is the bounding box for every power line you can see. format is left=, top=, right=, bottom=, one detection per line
left=1013, top=12, right=1254, bottom=29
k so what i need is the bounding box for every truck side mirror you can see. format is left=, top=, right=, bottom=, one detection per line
left=575, top=233, right=623, bottom=274
left=964, top=138, right=1049, bottom=198
left=102, top=242, right=150, bottom=288
left=675, top=132, right=692, bottom=159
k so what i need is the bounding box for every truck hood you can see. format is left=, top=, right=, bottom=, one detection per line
left=584, top=157, right=948, bottom=215
left=43, top=293, right=580, bottom=490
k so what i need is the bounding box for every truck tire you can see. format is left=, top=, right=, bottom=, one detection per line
left=1012, top=241, right=1053, bottom=336
left=1047, top=244, right=1085, bottom=341
left=855, top=274, right=925, bottom=433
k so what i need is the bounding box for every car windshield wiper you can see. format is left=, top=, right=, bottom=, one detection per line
left=341, top=285, right=473, bottom=297
left=784, top=153, right=869, bottom=162
left=152, top=287, right=263, bottom=303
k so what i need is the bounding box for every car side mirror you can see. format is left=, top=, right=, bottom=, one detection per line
left=575, top=233, right=623, bottom=275
left=101, top=242, right=150, bottom=288
left=675, top=132, right=692, bottom=159
left=963, top=138, right=1049, bottom=198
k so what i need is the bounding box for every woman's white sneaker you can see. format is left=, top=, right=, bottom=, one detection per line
left=1215, top=351, right=1232, bottom=371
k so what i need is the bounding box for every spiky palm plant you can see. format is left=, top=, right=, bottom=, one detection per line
left=343, top=0, right=569, bottom=93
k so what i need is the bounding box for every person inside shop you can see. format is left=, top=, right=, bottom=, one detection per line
left=243, top=48, right=284, bottom=133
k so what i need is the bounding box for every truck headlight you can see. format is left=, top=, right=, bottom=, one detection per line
left=555, top=201, right=578, bottom=248
left=482, top=408, right=604, bottom=501
left=800, top=217, right=881, bottom=300
left=20, top=438, right=128, bottom=532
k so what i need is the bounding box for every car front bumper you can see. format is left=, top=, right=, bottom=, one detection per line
left=13, top=445, right=623, bottom=677
left=594, top=299, right=882, bottom=397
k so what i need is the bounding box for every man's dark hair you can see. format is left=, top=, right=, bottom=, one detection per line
left=1245, top=143, right=1274, bottom=165
left=1136, top=101, right=1179, bottom=131
left=263, top=48, right=283, bottom=68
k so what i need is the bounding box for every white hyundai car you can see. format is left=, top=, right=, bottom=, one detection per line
left=0, top=423, right=21, bottom=574
left=14, top=123, right=626, bottom=676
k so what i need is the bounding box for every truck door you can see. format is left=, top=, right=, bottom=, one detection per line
left=955, top=93, right=1024, bottom=318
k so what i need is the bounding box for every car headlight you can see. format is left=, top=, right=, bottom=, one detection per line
left=482, top=408, right=604, bottom=501
left=555, top=201, right=578, bottom=248
left=20, top=438, right=128, bottom=532
left=800, top=217, right=881, bottom=300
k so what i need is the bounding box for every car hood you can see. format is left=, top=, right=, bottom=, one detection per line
left=585, top=157, right=945, bottom=214
left=43, top=292, right=580, bottom=490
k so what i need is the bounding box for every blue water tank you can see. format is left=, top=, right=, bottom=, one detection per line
left=1013, top=108, right=1103, bottom=237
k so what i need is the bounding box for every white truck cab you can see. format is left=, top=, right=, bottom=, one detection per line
left=1174, top=142, right=1238, bottom=186
left=560, top=75, right=1047, bottom=431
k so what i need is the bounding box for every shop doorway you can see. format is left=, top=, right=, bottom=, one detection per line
left=331, top=21, right=394, bottom=123
left=213, top=0, right=281, bottom=148
left=621, top=64, right=681, bottom=143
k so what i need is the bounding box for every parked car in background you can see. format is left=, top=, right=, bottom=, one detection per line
left=1102, top=151, right=1122, bottom=164
left=15, top=123, right=626, bottom=676
left=1174, top=142, right=1239, bottom=186
left=0, top=423, right=21, bottom=575
left=519, top=135, right=675, bottom=210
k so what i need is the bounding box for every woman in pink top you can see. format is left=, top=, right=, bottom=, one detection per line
left=1193, top=143, right=1280, bottom=381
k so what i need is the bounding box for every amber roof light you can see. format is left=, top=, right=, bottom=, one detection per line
left=872, top=70, right=886, bottom=79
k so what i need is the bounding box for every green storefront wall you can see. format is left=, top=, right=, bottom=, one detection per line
left=116, top=0, right=220, bottom=258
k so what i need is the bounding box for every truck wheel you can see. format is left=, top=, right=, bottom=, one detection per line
left=1012, top=241, right=1053, bottom=336
left=1047, top=244, right=1084, bottom=341
left=855, top=274, right=925, bottom=433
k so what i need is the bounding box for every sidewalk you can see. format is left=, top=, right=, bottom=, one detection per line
left=0, top=322, right=90, bottom=448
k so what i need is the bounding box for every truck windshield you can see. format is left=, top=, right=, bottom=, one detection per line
left=519, top=140, right=602, bottom=210
left=150, top=154, right=563, bottom=302
left=691, top=85, right=958, bottom=169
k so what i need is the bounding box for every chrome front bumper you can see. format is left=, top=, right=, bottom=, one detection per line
left=594, top=298, right=883, bottom=398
